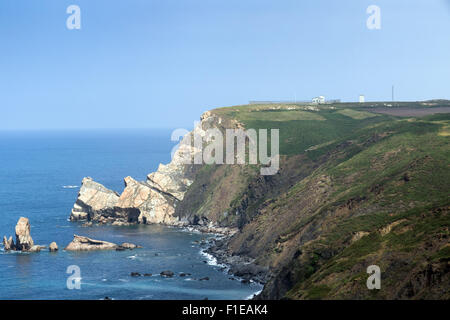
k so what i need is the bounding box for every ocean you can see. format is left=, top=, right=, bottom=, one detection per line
left=0, top=129, right=262, bottom=300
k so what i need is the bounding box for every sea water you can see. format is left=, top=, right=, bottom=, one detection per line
left=0, top=129, right=262, bottom=300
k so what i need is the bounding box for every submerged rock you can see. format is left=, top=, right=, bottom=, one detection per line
left=28, top=245, right=43, bottom=253
left=160, top=270, right=174, bottom=277
left=64, top=235, right=118, bottom=251
left=119, top=242, right=142, bottom=250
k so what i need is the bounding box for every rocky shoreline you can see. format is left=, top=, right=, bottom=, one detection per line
left=185, top=224, right=270, bottom=289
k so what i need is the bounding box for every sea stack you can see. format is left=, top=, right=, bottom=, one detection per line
left=14, top=217, right=34, bottom=251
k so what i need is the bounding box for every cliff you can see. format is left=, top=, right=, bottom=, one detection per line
left=70, top=102, right=450, bottom=299
left=70, top=110, right=235, bottom=226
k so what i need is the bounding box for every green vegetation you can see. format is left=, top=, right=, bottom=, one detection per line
left=337, top=108, right=378, bottom=119
left=181, top=102, right=450, bottom=300
left=215, top=104, right=395, bottom=156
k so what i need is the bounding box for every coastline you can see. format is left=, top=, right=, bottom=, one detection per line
left=180, top=224, right=270, bottom=299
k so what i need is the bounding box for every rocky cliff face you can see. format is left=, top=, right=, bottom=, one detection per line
left=69, top=111, right=229, bottom=226
left=70, top=177, right=120, bottom=222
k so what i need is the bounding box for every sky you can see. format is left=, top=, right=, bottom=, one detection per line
left=0, top=0, right=449, bottom=130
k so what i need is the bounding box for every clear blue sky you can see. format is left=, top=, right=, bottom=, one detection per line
left=0, top=0, right=449, bottom=130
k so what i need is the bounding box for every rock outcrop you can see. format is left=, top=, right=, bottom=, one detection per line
left=68, top=111, right=226, bottom=226
left=49, top=242, right=58, bottom=252
left=117, top=176, right=178, bottom=225
left=3, top=236, right=15, bottom=251
left=15, top=217, right=34, bottom=250
left=64, top=235, right=141, bottom=251
left=28, top=245, right=44, bottom=253
left=64, top=235, right=119, bottom=251
left=118, top=242, right=141, bottom=250
left=70, top=177, right=120, bottom=222
left=2, top=218, right=48, bottom=253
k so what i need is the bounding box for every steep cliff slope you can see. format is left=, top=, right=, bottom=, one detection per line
left=69, top=101, right=450, bottom=299
left=176, top=104, right=450, bottom=300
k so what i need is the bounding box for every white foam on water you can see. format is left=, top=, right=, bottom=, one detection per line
left=200, top=249, right=226, bottom=268
left=62, top=185, right=79, bottom=189
left=245, top=289, right=262, bottom=300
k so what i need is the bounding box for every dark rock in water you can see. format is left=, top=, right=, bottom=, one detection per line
left=241, top=279, right=251, bottom=284
left=130, top=272, right=141, bottom=277
left=160, top=270, right=174, bottom=277
left=203, top=260, right=207, bottom=263
left=104, top=297, right=112, bottom=300
left=115, top=246, right=126, bottom=251
left=179, top=272, right=191, bottom=277
left=199, top=277, right=210, bottom=281
left=143, top=273, right=152, bottom=277
left=120, top=242, right=142, bottom=250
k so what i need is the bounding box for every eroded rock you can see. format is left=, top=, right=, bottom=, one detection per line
left=15, top=217, right=34, bottom=251
left=70, top=177, right=120, bottom=222
left=64, top=235, right=118, bottom=251
left=120, top=242, right=141, bottom=249
left=49, top=242, right=58, bottom=252
left=2, top=236, right=15, bottom=251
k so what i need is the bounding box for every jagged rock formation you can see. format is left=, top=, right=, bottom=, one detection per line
left=2, top=217, right=48, bottom=253
left=118, top=176, right=178, bottom=225
left=70, top=177, right=120, bottom=222
left=69, top=111, right=228, bottom=226
left=64, top=235, right=141, bottom=251
left=3, top=236, right=14, bottom=251
left=65, top=235, right=118, bottom=251
left=15, top=217, right=34, bottom=250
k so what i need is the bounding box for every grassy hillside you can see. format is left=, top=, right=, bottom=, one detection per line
left=178, top=102, right=450, bottom=299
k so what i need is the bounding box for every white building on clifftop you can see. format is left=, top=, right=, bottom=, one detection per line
left=312, top=96, right=325, bottom=104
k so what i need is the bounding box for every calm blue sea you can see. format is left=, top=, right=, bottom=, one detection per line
left=0, top=129, right=261, bottom=300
